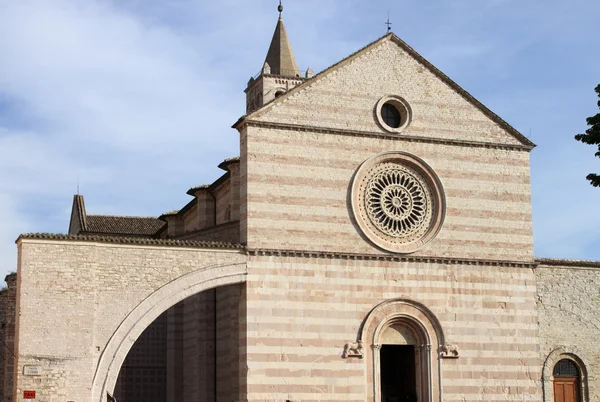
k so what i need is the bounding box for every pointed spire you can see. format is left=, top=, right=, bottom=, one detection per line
left=263, top=2, right=300, bottom=77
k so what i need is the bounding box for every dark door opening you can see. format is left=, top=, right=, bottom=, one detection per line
left=380, top=345, right=417, bottom=402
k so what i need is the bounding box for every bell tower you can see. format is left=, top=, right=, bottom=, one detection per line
left=245, top=2, right=313, bottom=114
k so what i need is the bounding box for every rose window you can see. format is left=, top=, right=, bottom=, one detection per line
left=366, top=167, right=429, bottom=237
left=351, top=152, right=445, bottom=254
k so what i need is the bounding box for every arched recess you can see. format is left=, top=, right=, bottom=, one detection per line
left=360, top=298, right=446, bottom=402
left=542, top=347, right=588, bottom=402
left=91, top=262, right=247, bottom=402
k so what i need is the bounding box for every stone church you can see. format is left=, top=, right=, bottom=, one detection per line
left=6, top=7, right=600, bottom=402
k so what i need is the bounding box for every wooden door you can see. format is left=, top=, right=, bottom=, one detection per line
left=554, top=377, right=578, bottom=402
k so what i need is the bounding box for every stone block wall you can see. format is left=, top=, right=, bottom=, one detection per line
left=250, top=38, right=525, bottom=147
left=242, top=125, right=533, bottom=261
left=216, top=284, right=244, bottom=402
left=0, top=274, right=16, bottom=402
left=178, top=221, right=241, bottom=244
left=536, top=260, right=600, bottom=402
left=14, top=238, right=246, bottom=402
left=182, top=290, right=216, bottom=402
left=244, top=254, right=542, bottom=401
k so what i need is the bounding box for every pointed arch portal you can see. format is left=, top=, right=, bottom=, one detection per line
left=91, top=263, right=246, bottom=402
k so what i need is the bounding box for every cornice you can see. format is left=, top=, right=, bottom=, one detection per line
left=536, top=258, right=600, bottom=269
left=242, top=120, right=534, bottom=152
left=247, top=248, right=537, bottom=268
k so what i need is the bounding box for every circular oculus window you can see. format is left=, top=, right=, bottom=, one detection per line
left=351, top=152, right=445, bottom=254
left=375, top=96, right=412, bottom=133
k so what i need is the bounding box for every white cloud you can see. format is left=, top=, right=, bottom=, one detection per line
left=0, top=0, right=599, bottom=281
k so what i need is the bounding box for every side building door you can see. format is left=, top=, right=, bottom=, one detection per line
left=553, top=359, right=580, bottom=402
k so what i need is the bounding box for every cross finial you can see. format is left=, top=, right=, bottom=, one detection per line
left=278, top=0, right=283, bottom=16
left=385, top=12, right=392, bottom=33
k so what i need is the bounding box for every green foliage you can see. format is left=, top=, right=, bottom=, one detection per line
left=574, top=84, right=600, bottom=187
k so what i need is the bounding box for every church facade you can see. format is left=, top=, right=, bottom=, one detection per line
left=8, top=10, right=600, bottom=402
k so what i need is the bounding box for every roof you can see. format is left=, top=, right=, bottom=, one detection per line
left=264, top=15, right=300, bottom=77
left=16, top=233, right=243, bottom=249
left=218, top=156, right=240, bottom=170
left=84, top=215, right=165, bottom=236
left=68, top=195, right=166, bottom=237
left=536, top=258, right=600, bottom=268
left=237, top=33, right=535, bottom=149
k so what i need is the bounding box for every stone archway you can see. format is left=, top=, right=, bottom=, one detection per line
left=360, top=298, right=445, bottom=402
left=542, top=347, right=589, bottom=402
left=91, top=262, right=246, bottom=402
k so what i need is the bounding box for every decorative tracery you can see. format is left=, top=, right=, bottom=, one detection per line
left=351, top=152, right=445, bottom=254
left=365, top=166, right=429, bottom=238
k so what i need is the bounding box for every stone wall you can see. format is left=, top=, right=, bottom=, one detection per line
left=0, top=274, right=16, bottom=402
left=178, top=221, right=241, bottom=244
left=536, top=260, right=600, bottom=402
left=244, top=254, right=542, bottom=401
left=14, top=237, right=246, bottom=402
left=216, top=284, right=244, bottom=402
left=250, top=37, right=525, bottom=146
left=182, top=290, right=216, bottom=402
left=242, top=125, right=533, bottom=261
left=240, top=37, right=533, bottom=262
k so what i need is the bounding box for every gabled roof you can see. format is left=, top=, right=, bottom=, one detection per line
left=68, top=194, right=165, bottom=237
left=237, top=33, right=535, bottom=149
left=263, top=15, right=300, bottom=77
left=85, top=215, right=165, bottom=236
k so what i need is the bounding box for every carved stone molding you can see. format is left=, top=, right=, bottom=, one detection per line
left=342, top=340, right=364, bottom=358
left=238, top=120, right=534, bottom=152
left=440, top=343, right=459, bottom=358
left=246, top=248, right=538, bottom=268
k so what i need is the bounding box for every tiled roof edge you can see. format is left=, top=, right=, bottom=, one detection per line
left=16, top=233, right=244, bottom=250
left=159, top=210, right=180, bottom=219
left=536, top=258, right=600, bottom=268
left=218, top=156, right=241, bottom=171
left=87, top=214, right=161, bottom=220
left=187, top=172, right=230, bottom=197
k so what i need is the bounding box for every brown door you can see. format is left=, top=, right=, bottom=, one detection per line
left=554, top=377, right=578, bottom=402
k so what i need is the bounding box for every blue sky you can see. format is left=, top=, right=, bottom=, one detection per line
left=0, top=0, right=599, bottom=279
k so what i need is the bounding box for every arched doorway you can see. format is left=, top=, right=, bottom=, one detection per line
left=553, top=359, right=581, bottom=402
left=360, top=299, right=445, bottom=402
left=377, top=318, right=427, bottom=402
left=542, top=349, right=588, bottom=402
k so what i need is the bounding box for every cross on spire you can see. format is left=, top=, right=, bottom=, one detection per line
left=278, top=0, right=283, bottom=17
left=385, top=12, right=392, bottom=33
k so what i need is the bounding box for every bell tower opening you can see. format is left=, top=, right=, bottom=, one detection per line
left=380, top=345, right=417, bottom=402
